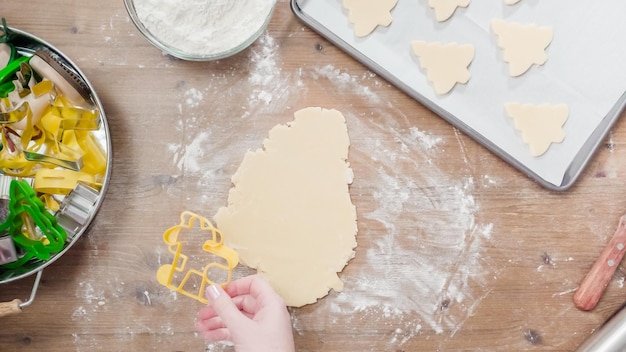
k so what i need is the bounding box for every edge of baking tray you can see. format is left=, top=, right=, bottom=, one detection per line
left=0, top=27, right=113, bottom=284
left=290, top=0, right=626, bottom=192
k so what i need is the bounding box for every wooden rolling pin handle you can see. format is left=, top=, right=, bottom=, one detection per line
left=574, top=215, right=626, bottom=311
left=0, top=299, right=22, bottom=317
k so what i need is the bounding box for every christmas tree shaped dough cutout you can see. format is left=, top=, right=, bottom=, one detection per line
left=214, top=107, right=358, bottom=307
left=428, top=0, right=470, bottom=22
left=505, top=103, right=569, bottom=157
left=343, top=0, right=398, bottom=37
left=411, top=41, right=475, bottom=95
left=491, top=19, right=553, bottom=77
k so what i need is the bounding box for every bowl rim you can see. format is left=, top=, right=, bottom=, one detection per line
left=123, top=0, right=276, bottom=61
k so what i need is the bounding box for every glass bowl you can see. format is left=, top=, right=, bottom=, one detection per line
left=123, top=0, right=276, bottom=61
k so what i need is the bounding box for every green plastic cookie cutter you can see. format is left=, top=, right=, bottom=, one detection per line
left=0, top=56, right=30, bottom=85
left=0, top=179, right=67, bottom=269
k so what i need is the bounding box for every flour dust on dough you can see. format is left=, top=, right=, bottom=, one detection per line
left=411, top=41, right=475, bottom=95
left=491, top=19, right=553, bottom=77
left=428, top=0, right=470, bottom=22
left=505, top=103, right=569, bottom=157
left=342, top=0, right=398, bottom=37
left=214, top=107, right=358, bottom=307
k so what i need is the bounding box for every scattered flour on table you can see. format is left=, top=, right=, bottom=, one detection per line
left=167, top=32, right=298, bottom=190
left=205, top=341, right=235, bottom=351
left=311, top=64, right=381, bottom=104
left=409, top=126, right=443, bottom=150
left=169, top=131, right=211, bottom=173
left=247, top=34, right=300, bottom=109
left=77, top=280, right=105, bottom=305
left=184, top=88, right=204, bottom=108
left=318, top=133, right=494, bottom=335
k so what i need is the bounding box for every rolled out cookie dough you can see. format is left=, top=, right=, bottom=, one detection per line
left=505, top=103, right=569, bottom=157
left=411, top=41, right=475, bottom=95
left=342, top=0, right=398, bottom=37
left=491, top=19, right=553, bottom=77
left=214, top=107, right=358, bottom=307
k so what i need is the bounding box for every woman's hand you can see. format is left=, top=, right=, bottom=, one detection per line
left=196, top=275, right=295, bottom=352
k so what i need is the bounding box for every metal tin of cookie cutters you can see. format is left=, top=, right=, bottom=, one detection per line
left=156, top=211, right=239, bottom=304
left=55, top=182, right=99, bottom=240
left=0, top=19, right=111, bottom=316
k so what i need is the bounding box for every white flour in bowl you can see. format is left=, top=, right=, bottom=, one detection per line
left=133, top=0, right=275, bottom=57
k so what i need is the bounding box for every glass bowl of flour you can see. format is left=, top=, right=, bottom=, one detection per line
left=124, top=0, right=276, bottom=61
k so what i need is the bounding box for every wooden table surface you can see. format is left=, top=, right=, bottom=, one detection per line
left=1, top=1, right=626, bottom=351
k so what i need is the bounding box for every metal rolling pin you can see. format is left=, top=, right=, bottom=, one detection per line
left=577, top=304, right=626, bottom=352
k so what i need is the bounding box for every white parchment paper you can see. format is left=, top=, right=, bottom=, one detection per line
left=297, top=0, right=626, bottom=187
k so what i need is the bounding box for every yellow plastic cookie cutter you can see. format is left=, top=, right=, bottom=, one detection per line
left=156, top=211, right=239, bottom=304
left=60, top=130, right=106, bottom=176
left=33, top=168, right=98, bottom=195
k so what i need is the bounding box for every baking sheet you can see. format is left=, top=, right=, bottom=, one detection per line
left=291, top=0, right=626, bottom=190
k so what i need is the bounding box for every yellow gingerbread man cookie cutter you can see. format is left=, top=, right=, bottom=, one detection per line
left=156, top=211, right=238, bottom=304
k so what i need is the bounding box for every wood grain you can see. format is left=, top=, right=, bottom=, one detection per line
left=0, top=1, right=625, bottom=351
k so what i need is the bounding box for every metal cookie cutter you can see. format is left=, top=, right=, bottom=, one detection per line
left=156, top=211, right=238, bottom=304
left=0, top=236, right=17, bottom=265
left=55, top=182, right=99, bottom=241
left=0, top=175, right=32, bottom=199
